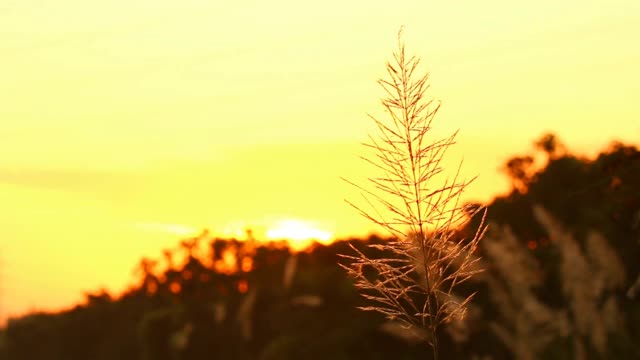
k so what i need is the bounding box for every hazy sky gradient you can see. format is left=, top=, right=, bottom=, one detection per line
left=1, top=0, right=639, bottom=322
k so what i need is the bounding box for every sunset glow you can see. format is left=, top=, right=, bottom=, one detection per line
left=1, top=0, right=638, bottom=325
left=266, top=220, right=334, bottom=250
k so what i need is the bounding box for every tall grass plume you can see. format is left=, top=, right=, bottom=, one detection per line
left=340, top=31, right=486, bottom=359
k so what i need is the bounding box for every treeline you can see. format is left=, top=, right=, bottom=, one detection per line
left=458, top=134, right=640, bottom=359
left=1, top=235, right=432, bottom=360
left=1, top=134, right=639, bottom=359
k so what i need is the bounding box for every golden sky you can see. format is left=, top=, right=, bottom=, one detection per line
left=1, top=0, right=639, bottom=322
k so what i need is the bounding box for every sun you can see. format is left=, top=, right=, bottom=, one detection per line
left=265, top=219, right=333, bottom=250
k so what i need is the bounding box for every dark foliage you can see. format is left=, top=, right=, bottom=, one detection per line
left=460, top=134, right=640, bottom=358
left=1, top=235, right=430, bottom=360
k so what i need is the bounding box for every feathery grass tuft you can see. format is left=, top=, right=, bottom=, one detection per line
left=340, top=31, right=487, bottom=359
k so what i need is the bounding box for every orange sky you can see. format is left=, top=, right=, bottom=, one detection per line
left=1, top=0, right=639, bottom=323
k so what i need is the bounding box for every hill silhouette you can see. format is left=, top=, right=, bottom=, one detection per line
left=1, top=134, right=639, bottom=359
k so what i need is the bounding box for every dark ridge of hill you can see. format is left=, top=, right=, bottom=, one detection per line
left=1, top=134, right=639, bottom=360
left=0, top=235, right=437, bottom=360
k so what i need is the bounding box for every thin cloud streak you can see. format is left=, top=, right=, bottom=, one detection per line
left=134, top=222, right=199, bottom=237
left=0, top=168, right=141, bottom=195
